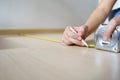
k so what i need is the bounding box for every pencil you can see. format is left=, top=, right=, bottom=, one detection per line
left=70, top=27, right=89, bottom=47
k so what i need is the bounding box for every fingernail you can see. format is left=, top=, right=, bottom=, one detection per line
left=103, top=36, right=108, bottom=41
left=103, top=36, right=111, bottom=41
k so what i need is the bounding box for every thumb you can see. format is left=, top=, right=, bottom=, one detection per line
left=77, top=25, right=88, bottom=39
left=103, top=19, right=117, bottom=41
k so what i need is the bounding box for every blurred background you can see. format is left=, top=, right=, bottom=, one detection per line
left=0, top=0, right=97, bottom=29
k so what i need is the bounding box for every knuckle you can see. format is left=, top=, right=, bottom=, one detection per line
left=73, top=35, right=78, bottom=39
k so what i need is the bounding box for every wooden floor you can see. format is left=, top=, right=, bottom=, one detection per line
left=0, top=33, right=120, bottom=80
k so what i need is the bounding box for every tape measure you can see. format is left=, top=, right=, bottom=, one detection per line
left=21, top=34, right=95, bottom=48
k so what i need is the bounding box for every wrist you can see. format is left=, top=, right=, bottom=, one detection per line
left=80, top=24, right=89, bottom=39
left=83, top=24, right=91, bottom=38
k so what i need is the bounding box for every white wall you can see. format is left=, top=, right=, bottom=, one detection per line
left=0, top=0, right=97, bottom=29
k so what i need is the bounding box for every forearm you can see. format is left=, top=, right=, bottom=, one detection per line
left=85, top=0, right=116, bottom=36
left=85, top=7, right=108, bottom=36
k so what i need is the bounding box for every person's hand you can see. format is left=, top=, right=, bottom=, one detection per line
left=103, top=16, right=120, bottom=41
left=62, top=25, right=88, bottom=46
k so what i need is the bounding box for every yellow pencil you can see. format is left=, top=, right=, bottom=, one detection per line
left=70, top=27, right=89, bottom=47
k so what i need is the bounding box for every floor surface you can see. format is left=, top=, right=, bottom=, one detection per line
left=0, top=33, right=120, bottom=80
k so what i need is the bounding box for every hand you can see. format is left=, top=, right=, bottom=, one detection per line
left=62, top=25, right=88, bottom=46
left=103, top=16, right=120, bottom=40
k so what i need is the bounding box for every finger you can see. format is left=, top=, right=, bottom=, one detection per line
left=64, top=31, right=84, bottom=46
left=62, top=36, right=73, bottom=45
left=62, top=26, right=80, bottom=45
left=62, top=30, right=84, bottom=46
left=66, top=30, right=79, bottom=39
left=72, top=26, right=79, bottom=33
left=69, top=37, right=84, bottom=46
left=62, top=30, right=74, bottom=45
left=65, top=26, right=79, bottom=39
left=103, top=19, right=117, bottom=40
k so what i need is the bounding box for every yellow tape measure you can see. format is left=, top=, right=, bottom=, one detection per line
left=22, top=34, right=61, bottom=43
left=21, top=34, right=95, bottom=48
